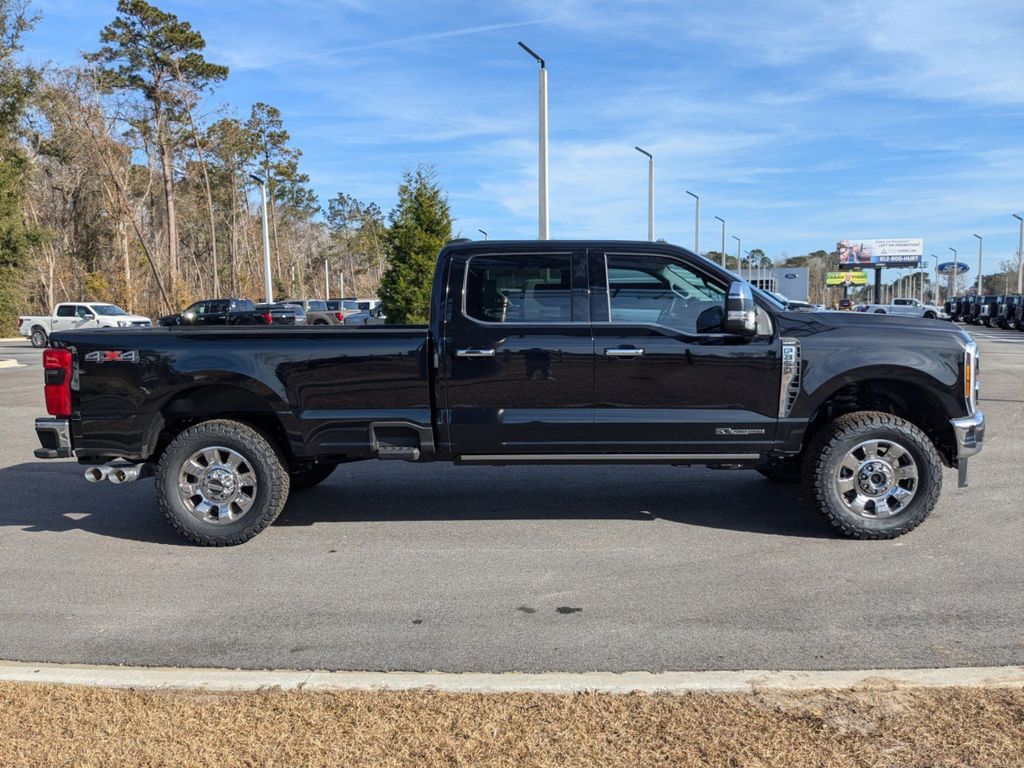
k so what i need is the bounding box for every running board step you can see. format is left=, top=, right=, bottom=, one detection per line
left=377, top=445, right=420, bottom=461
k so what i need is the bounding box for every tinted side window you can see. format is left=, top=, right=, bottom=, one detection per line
left=207, top=300, right=229, bottom=313
left=607, top=254, right=726, bottom=334
left=237, top=300, right=255, bottom=311
left=465, top=254, right=574, bottom=323
left=56, top=305, right=76, bottom=317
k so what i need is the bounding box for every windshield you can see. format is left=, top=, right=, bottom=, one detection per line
left=92, top=304, right=129, bottom=316
left=306, top=300, right=327, bottom=311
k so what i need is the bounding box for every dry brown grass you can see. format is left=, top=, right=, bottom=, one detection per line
left=1, top=681, right=1023, bottom=767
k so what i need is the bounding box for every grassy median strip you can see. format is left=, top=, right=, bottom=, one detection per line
left=2, top=681, right=1023, bottom=767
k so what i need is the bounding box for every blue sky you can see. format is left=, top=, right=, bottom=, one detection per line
left=26, top=0, right=1024, bottom=278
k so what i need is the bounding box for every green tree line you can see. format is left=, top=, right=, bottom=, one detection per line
left=0, top=0, right=451, bottom=330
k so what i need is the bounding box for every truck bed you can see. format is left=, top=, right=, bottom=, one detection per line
left=52, top=324, right=432, bottom=462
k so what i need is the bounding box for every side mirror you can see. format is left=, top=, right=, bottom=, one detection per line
left=724, top=281, right=758, bottom=338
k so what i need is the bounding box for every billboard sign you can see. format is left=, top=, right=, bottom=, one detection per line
left=937, top=261, right=970, bottom=275
left=837, top=238, right=923, bottom=267
left=825, top=270, right=868, bottom=286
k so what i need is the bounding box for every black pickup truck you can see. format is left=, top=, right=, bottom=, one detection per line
left=158, top=298, right=295, bottom=326
left=34, top=240, right=984, bottom=545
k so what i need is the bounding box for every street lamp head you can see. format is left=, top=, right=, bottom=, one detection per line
left=248, top=173, right=264, bottom=185
left=477, top=229, right=488, bottom=239
left=517, top=41, right=544, bottom=68
left=714, top=216, right=724, bottom=224
left=634, top=146, right=652, bottom=159
left=1013, top=213, right=1023, bottom=223
left=686, top=190, right=698, bottom=200
left=948, top=247, right=957, bottom=255
left=973, top=233, right=982, bottom=241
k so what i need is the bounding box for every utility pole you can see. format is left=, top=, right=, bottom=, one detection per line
left=324, top=260, right=329, bottom=298
left=518, top=42, right=548, bottom=240
left=1013, top=214, right=1023, bottom=294
left=973, top=234, right=983, bottom=295
left=948, top=247, right=957, bottom=301
left=714, top=216, right=725, bottom=267
left=635, top=147, right=654, bottom=241
left=250, top=174, right=273, bottom=303
left=686, top=190, right=699, bottom=254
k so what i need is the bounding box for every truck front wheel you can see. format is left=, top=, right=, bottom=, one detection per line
left=803, top=411, right=942, bottom=539
left=156, top=419, right=290, bottom=545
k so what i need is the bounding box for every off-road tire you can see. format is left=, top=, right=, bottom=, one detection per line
left=30, top=326, right=48, bottom=348
left=802, top=411, right=942, bottom=539
left=156, top=419, right=290, bottom=546
left=756, top=456, right=802, bottom=484
left=289, top=461, right=337, bottom=490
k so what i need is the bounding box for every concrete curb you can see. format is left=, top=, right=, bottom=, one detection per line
left=0, top=337, right=27, bottom=342
left=0, top=359, right=24, bottom=369
left=1, top=660, right=1022, bottom=694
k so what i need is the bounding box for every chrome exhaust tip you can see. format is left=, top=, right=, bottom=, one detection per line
left=84, top=466, right=110, bottom=483
left=108, top=464, right=154, bottom=484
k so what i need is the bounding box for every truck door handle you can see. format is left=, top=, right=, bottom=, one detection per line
left=604, top=348, right=644, bottom=357
left=457, top=348, right=496, bottom=358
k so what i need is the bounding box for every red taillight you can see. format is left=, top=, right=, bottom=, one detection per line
left=261, top=312, right=273, bottom=325
left=335, top=312, right=345, bottom=322
left=43, top=347, right=73, bottom=417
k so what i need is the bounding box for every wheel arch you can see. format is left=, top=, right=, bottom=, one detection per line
left=801, top=376, right=959, bottom=467
left=151, top=383, right=294, bottom=465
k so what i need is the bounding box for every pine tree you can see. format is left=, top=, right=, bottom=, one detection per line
left=86, top=0, right=227, bottom=303
left=379, top=166, right=451, bottom=324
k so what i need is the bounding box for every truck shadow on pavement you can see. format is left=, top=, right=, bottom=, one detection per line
left=0, top=462, right=835, bottom=544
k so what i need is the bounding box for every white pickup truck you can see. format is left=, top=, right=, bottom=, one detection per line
left=857, top=297, right=949, bottom=320
left=18, top=302, right=152, bottom=347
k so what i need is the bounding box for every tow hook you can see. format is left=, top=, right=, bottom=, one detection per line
left=83, top=463, right=155, bottom=484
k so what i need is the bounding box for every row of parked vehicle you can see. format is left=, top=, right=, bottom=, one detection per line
left=18, top=297, right=386, bottom=347
left=945, top=295, right=1024, bottom=329
left=158, top=297, right=385, bottom=327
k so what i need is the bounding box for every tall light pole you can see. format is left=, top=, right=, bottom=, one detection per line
left=324, top=260, right=329, bottom=298
left=686, top=190, right=699, bottom=254
left=635, top=147, right=653, bottom=241
left=714, top=216, right=725, bottom=267
left=918, top=259, right=925, bottom=303
left=973, top=234, right=983, bottom=295
left=250, top=174, right=273, bottom=303
left=732, top=235, right=741, bottom=277
left=948, top=247, right=957, bottom=299
left=518, top=42, right=548, bottom=240
left=1013, top=214, right=1023, bottom=294
left=931, top=254, right=939, bottom=303
left=477, top=229, right=488, bottom=240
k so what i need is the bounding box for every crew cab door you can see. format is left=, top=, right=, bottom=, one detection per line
left=51, top=304, right=77, bottom=332
left=590, top=249, right=780, bottom=456
left=441, top=249, right=593, bottom=456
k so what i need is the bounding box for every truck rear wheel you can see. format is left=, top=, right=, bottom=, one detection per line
left=803, top=411, right=942, bottom=539
left=156, top=419, right=290, bottom=546
left=30, top=327, right=48, bottom=348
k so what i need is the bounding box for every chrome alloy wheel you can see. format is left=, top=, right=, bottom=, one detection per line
left=834, top=439, right=919, bottom=518
left=177, top=446, right=258, bottom=524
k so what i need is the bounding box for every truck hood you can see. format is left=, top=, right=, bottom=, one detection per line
left=775, top=308, right=968, bottom=337
left=808, top=310, right=971, bottom=339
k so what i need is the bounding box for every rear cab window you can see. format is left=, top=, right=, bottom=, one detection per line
left=463, top=253, right=579, bottom=323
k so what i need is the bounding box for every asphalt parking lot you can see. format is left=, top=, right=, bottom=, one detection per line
left=0, top=325, right=1021, bottom=674
left=0, top=339, right=38, bottom=368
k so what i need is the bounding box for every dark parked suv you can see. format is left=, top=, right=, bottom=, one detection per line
left=996, top=295, right=1021, bottom=330
left=159, top=298, right=266, bottom=326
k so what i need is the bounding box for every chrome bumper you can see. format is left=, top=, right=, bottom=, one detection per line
left=951, top=411, right=984, bottom=459
left=950, top=410, right=984, bottom=488
left=34, top=417, right=73, bottom=459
